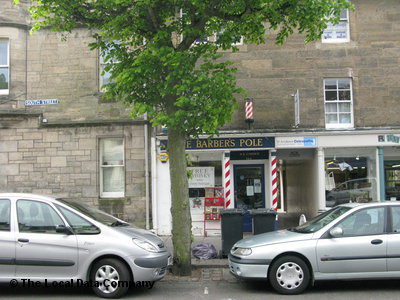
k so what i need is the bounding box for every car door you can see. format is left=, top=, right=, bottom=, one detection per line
left=386, top=206, right=400, bottom=272
left=0, top=198, right=15, bottom=278
left=15, top=199, right=78, bottom=278
left=316, top=206, right=387, bottom=274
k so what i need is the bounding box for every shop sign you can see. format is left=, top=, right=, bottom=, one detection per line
left=276, top=136, right=317, bottom=148
left=183, top=137, right=274, bottom=150
left=157, top=152, right=169, bottom=163
left=230, top=150, right=268, bottom=160
left=378, top=134, right=400, bottom=144
left=187, top=167, right=215, bottom=188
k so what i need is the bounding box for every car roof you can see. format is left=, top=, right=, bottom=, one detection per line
left=0, top=193, right=56, bottom=202
left=338, top=201, right=399, bottom=208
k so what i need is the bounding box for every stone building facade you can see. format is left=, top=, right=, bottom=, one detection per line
left=0, top=1, right=149, bottom=226
left=1, top=1, right=400, bottom=233
left=152, top=0, right=400, bottom=235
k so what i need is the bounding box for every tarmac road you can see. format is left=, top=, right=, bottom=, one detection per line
left=2, top=277, right=400, bottom=299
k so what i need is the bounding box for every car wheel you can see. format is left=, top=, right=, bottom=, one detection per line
left=268, top=255, right=310, bottom=295
left=90, top=258, right=131, bottom=298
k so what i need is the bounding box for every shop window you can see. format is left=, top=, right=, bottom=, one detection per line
left=0, top=39, right=9, bottom=95
left=322, top=9, right=350, bottom=43
left=325, top=148, right=377, bottom=207
left=324, top=78, right=353, bottom=129
left=385, top=161, right=400, bottom=201
left=100, top=138, right=125, bottom=198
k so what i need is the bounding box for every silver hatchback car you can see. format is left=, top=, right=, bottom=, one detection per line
left=0, top=193, right=170, bottom=298
left=229, top=201, right=400, bottom=295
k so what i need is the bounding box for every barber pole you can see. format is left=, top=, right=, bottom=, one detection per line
left=245, top=97, right=254, bottom=123
left=271, top=151, right=278, bottom=211
left=224, top=152, right=232, bottom=208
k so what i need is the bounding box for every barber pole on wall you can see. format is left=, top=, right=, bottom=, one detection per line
left=245, top=97, right=254, bottom=123
left=224, top=152, right=233, bottom=208
left=271, top=150, right=278, bottom=211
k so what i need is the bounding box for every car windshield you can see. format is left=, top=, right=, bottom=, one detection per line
left=289, top=206, right=352, bottom=233
left=58, top=199, right=130, bottom=227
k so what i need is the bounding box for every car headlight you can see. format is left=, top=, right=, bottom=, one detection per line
left=132, top=238, right=158, bottom=253
left=232, top=247, right=252, bottom=256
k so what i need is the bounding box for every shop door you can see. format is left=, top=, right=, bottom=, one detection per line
left=234, top=165, right=265, bottom=232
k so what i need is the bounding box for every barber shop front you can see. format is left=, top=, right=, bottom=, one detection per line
left=153, top=136, right=275, bottom=236
left=153, top=134, right=326, bottom=236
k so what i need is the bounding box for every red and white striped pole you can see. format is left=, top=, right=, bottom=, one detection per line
left=224, top=152, right=232, bottom=208
left=245, top=97, right=254, bottom=124
left=271, top=150, right=278, bottom=211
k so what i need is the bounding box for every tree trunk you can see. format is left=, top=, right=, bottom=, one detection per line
left=168, top=127, right=192, bottom=276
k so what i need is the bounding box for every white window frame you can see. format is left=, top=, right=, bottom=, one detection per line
left=324, top=78, right=354, bottom=129
left=99, top=42, right=120, bottom=91
left=214, top=30, right=243, bottom=46
left=0, top=38, right=10, bottom=95
left=322, top=9, right=350, bottom=43
left=99, top=137, right=125, bottom=198
left=179, top=10, right=242, bottom=46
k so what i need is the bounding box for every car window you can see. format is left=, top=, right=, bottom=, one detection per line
left=390, top=206, right=400, bottom=233
left=0, top=199, right=11, bottom=231
left=56, top=205, right=100, bottom=235
left=336, top=207, right=385, bottom=236
left=17, top=200, right=65, bottom=234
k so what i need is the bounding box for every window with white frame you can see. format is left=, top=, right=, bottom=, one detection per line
left=215, top=29, right=243, bottom=46
left=100, top=138, right=125, bottom=198
left=322, top=9, right=350, bottom=43
left=324, top=78, right=353, bottom=129
left=99, top=55, right=112, bottom=89
left=0, top=39, right=9, bottom=95
left=99, top=42, right=120, bottom=90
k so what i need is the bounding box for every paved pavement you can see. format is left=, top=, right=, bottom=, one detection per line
left=161, top=235, right=236, bottom=282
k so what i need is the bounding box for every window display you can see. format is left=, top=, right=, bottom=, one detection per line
left=325, top=148, right=377, bottom=207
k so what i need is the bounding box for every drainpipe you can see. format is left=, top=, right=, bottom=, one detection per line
left=150, top=130, right=158, bottom=233
left=317, top=148, right=326, bottom=213
left=144, top=114, right=150, bottom=230
left=378, top=147, right=385, bottom=200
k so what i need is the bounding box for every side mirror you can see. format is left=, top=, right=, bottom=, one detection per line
left=329, top=227, right=344, bottom=238
left=56, top=225, right=74, bottom=235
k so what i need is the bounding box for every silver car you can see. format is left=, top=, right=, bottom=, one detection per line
left=229, top=201, right=400, bottom=295
left=0, top=193, right=170, bottom=298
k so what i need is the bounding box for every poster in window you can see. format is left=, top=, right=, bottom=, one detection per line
left=254, top=179, right=261, bottom=193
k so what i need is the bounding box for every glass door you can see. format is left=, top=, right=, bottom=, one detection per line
left=234, top=165, right=265, bottom=232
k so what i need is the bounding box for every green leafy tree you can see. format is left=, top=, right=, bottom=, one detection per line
left=16, top=0, right=352, bottom=275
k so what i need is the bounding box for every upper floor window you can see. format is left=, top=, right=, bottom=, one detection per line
left=215, top=29, right=243, bottom=46
left=100, top=138, right=125, bottom=198
left=322, top=9, right=350, bottom=43
left=0, top=39, right=9, bottom=95
left=99, top=41, right=120, bottom=91
left=324, top=78, right=354, bottom=129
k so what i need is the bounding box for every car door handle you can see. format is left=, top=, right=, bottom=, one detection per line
left=371, top=239, right=383, bottom=245
left=18, top=238, right=29, bottom=243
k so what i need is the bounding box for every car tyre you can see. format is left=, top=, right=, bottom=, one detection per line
left=90, top=258, right=131, bottom=298
left=268, top=255, right=310, bottom=295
